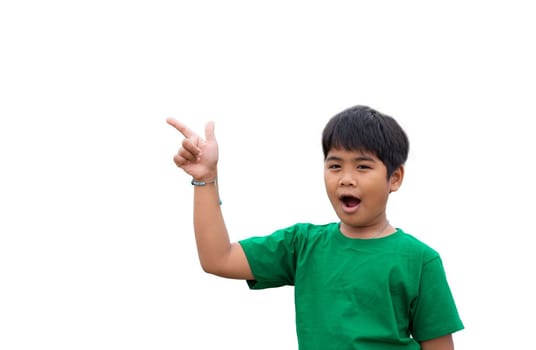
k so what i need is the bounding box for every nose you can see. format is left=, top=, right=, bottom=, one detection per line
left=339, top=170, right=356, bottom=187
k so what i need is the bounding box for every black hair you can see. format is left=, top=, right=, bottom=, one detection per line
left=322, top=105, right=409, bottom=178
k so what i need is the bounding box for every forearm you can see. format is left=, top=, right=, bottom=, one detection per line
left=192, top=181, right=231, bottom=275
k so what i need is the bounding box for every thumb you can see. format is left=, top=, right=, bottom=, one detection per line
left=205, top=121, right=216, bottom=141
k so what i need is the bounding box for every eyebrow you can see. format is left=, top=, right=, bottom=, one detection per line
left=325, top=155, right=376, bottom=162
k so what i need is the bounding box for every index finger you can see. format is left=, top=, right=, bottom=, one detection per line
left=166, top=117, right=198, bottom=138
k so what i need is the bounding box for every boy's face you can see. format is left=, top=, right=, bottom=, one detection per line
left=324, top=148, right=403, bottom=236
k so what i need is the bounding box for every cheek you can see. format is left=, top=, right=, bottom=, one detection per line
left=323, top=172, right=334, bottom=187
left=323, top=177, right=337, bottom=198
left=375, top=183, right=392, bottom=202
left=364, top=179, right=391, bottom=199
left=324, top=176, right=339, bottom=189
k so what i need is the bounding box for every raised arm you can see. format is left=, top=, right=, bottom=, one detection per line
left=167, top=118, right=253, bottom=280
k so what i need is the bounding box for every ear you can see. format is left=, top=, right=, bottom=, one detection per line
left=389, top=165, right=404, bottom=193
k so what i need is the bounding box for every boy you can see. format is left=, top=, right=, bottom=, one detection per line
left=167, top=105, right=464, bottom=349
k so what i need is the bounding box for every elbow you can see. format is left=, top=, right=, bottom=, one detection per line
left=199, top=261, right=223, bottom=276
left=199, top=260, right=213, bottom=274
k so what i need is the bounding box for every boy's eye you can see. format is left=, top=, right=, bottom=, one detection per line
left=327, top=164, right=341, bottom=169
left=357, top=164, right=371, bottom=170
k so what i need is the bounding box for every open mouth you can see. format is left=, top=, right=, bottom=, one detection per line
left=340, top=195, right=361, bottom=208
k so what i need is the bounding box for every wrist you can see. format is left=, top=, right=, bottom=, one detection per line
left=191, top=177, right=217, bottom=186
left=191, top=175, right=222, bottom=205
left=191, top=171, right=218, bottom=185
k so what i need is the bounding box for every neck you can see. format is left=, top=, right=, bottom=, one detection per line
left=340, top=220, right=393, bottom=239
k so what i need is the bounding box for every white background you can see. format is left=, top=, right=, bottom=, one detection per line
left=1, top=1, right=535, bottom=349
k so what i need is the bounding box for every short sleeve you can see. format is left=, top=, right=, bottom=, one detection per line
left=410, top=255, right=464, bottom=341
left=239, top=225, right=300, bottom=290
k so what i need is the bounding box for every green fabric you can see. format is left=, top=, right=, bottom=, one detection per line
left=239, top=223, right=464, bottom=350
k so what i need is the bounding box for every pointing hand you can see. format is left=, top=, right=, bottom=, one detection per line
left=166, top=118, right=218, bottom=181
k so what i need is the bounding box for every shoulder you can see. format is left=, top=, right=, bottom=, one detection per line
left=290, top=222, right=338, bottom=235
left=394, top=229, right=441, bottom=264
left=240, top=222, right=337, bottom=245
left=270, top=222, right=338, bottom=243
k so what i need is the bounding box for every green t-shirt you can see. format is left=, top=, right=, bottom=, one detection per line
left=239, top=223, right=464, bottom=350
